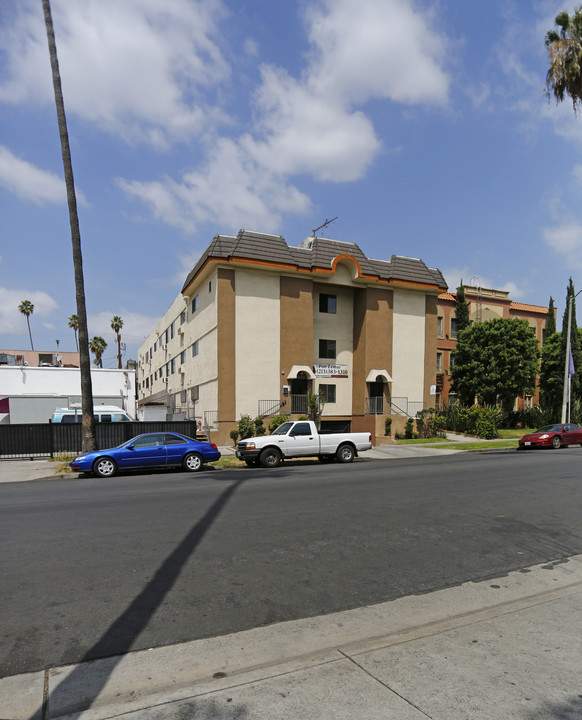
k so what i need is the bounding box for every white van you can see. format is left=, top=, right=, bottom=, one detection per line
left=51, top=405, right=133, bottom=424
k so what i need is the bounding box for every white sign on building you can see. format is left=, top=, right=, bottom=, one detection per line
left=313, top=363, right=349, bottom=378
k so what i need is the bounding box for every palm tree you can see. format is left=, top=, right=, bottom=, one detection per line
left=89, top=336, right=107, bottom=368
left=545, top=8, right=582, bottom=112
left=110, top=315, right=124, bottom=369
left=68, top=314, right=79, bottom=352
left=42, top=0, right=96, bottom=451
left=18, top=300, right=35, bottom=350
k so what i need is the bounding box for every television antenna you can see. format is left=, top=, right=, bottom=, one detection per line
left=312, top=217, right=338, bottom=237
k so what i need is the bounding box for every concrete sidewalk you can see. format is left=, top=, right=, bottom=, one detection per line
left=3, top=555, right=582, bottom=720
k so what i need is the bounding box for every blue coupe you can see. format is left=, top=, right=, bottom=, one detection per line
left=70, top=432, right=221, bottom=477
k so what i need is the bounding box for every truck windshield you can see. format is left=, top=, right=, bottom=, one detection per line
left=272, top=422, right=294, bottom=435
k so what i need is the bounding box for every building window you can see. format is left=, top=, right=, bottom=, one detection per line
left=436, top=352, right=443, bottom=372
left=319, top=293, right=337, bottom=314
left=209, top=281, right=212, bottom=293
left=164, top=329, right=169, bottom=345
left=191, top=385, right=199, bottom=402
left=192, top=295, right=199, bottom=313
left=449, top=352, right=456, bottom=369
left=154, top=370, right=157, bottom=380
left=170, top=321, right=175, bottom=340
left=165, top=362, right=170, bottom=377
left=319, top=339, right=336, bottom=359
left=437, top=316, right=444, bottom=338
left=180, top=350, right=186, bottom=364
left=154, top=341, right=157, bottom=352
left=171, top=357, right=176, bottom=374
left=319, top=384, right=336, bottom=403
left=450, top=318, right=458, bottom=339
left=180, top=310, right=186, bottom=325
left=192, top=340, right=199, bottom=357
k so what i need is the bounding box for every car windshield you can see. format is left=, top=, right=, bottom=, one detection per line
left=272, top=422, right=294, bottom=435
left=535, top=425, right=562, bottom=433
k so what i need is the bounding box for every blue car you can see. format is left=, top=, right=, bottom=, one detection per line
left=70, top=432, right=221, bottom=477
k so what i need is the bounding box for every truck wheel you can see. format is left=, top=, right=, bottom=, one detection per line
left=260, top=448, right=281, bottom=468
left=336, top=444, right=355, bottom=463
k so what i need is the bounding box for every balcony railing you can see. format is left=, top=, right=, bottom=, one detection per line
left=291, top=394, right=308, bottom=414
left=258, top=400, right=282, bottom=417
left=366, top=396, right=384, bottom=415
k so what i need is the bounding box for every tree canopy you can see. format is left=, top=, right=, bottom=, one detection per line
left=450, top=318, right=540, bottom=409
left=545, top=7, right=582, bottom=112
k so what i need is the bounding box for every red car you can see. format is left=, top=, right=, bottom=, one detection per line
left=518, top=423, right=582, bottom=450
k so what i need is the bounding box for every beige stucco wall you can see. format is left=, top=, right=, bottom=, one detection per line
left=235, top=269, right=280, bottom=418
left=391, top=289, right=426, bottom=402
left=313, top=283, right=353, bottom=416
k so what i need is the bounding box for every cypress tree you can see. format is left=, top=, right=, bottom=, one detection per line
left=455, top=285, right=471, bottom=332
left=546, top=296, right=556, bottom=336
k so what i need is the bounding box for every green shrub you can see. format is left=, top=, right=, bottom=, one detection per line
left=404, top=418, right=414, bottom=439
left=237, top=415, right=266, bottom=439
left=229, top=429, right=239, bottom=444
left=384, top=417, right=392, bottom=436
left=269, top=414, right=290, bottom=433
left=435, top=404, right=502, bottom=439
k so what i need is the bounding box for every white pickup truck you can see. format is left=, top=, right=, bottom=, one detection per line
left=235, top=420, right=372, bottom=468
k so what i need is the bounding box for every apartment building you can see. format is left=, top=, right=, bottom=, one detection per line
left=436, top=286, right=551, bottom=408
left=137, top=230, right=447, bottom=444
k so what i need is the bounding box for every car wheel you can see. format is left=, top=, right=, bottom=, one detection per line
left=336, top=444, right=355, bottom=463
left=183, top=452, right=203, bottom=472
left=93, top=457, right=117, bottom=478
left=552, top=436, right=561, bottom=449
left=259, top=448, right=281, bottom=468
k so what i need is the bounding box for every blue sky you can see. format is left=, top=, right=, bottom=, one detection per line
left=1, top=0, right=581, bottom=366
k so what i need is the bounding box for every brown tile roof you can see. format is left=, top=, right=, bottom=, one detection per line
left=182, top=230, right=448, bottom=292
left=510, top=302, right=549, bottom=315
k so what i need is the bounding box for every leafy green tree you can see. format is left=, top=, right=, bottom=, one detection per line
left=43, top=0, right=96, bottom=451
left=455, top=285, right=471, bottom=332
left=545, top=7, right=582, bottom=112
left=450, top=318, right=540, bottom=409
left=18, top=300, right=34, bottom=350
left=110, top=315, right=124, bottom=369
left=546, top=297, right=556, bottom=336
left=89, top=336, right=107, bottom=368
left=68, top=314, right=79, bottom=352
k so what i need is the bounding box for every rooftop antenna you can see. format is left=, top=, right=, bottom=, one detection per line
left=312, top=217, right=338, bottom=237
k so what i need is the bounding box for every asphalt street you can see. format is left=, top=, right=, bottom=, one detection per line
left=2, top=449, right=582, bottom=679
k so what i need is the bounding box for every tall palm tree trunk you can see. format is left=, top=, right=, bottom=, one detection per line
left=42, top=0, right=96, bottom=452
left=26, top=317, right=34, bottom=351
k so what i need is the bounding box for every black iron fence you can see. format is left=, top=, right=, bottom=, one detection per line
left=0, top=421, right=198, bottom=459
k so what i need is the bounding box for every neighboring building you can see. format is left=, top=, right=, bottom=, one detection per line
left=138, top=230, right=448, bottom=445
left=0, top=365, right=136, bottom=424
left=436, top=286, right=551, bottom=409
left=0, top=349, right=80, bottom=368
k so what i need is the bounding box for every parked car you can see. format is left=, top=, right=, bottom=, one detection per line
left=236, top=419, right=372, bottom=467
left=518, top=423, right=582, bottom=450
left=69, top=432, right=221, bottom=477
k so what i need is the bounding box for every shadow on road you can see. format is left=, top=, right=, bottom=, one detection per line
left=31, top=476, right=246, bottom=720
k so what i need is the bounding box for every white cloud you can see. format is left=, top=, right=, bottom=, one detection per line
left=88, top=310, right=162, bottom=347
left=0, top=287, right=59, bottom=335
left=120, top=0, right=451, bottom=230
left=442, top=267, right=525, bottom=299
left=119, top=137, right=312, bottom=234
left=542, top=221, right=582, bottom=256
left=0, top=146, right=68, bottom=205
left=305, top=0, right=450, bottom=107
left=0, top=0, right=230, bottom=147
